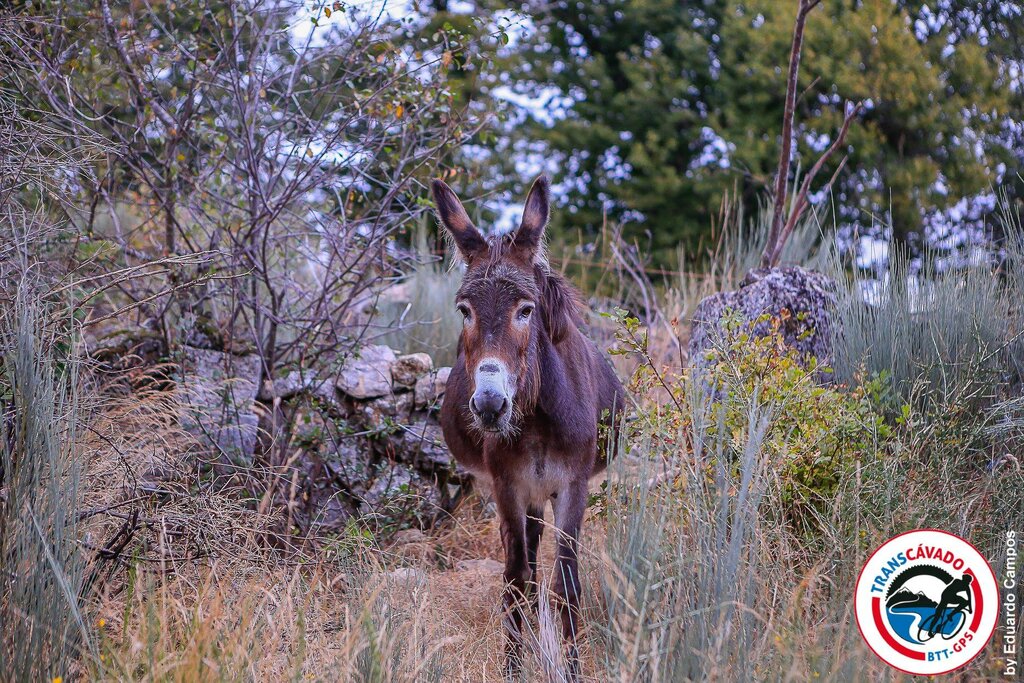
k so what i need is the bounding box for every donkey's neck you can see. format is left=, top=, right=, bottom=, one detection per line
left=526, top=324, right=595, bottom=445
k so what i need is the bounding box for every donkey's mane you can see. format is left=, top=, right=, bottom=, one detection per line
left=536, top=266, right=585, bottom=344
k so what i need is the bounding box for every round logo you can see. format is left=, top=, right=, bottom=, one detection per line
left=855, top=529, right=999, bottom=675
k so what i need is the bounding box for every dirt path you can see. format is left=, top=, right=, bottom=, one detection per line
left=387, top=488, right=617, bottom=682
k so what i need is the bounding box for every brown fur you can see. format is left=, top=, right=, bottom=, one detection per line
left=432, top=176, right=624, bottom=680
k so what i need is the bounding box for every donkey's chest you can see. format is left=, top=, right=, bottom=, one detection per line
left=519, top=450, right=574, bottom=506
left=480, top=438, right=575, bottom=506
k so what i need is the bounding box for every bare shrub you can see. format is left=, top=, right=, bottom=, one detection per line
left=2, top=1, right=495, bottom=464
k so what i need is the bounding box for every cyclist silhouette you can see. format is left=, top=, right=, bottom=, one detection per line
left=929, top=573, right=973, bottom=637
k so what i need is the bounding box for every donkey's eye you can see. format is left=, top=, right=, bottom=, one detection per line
left=457, top=303, right=471, bottom=321
left=517, top=304, right=535, bottom=321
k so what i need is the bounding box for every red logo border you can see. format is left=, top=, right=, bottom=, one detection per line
left=854, top=528, right=1000, bottom=676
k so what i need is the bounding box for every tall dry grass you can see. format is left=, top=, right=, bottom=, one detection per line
left=7, top=196, right=1024, bottom=682
left=0, top=292, right=90, bottom=680
left=376, top=223, right=463, bottom=367
left=828, top=244, right=1014, bottom=419
left=90, top=563, right=456, bottom=682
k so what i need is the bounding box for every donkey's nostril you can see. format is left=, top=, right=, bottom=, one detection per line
left=471, top=390, right=508, bottom=427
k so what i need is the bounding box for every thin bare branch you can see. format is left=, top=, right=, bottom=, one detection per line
left=769, top=102, right=861, bottom=266
left=762, top=0, right=821, bottom=269
left=99, top=0, right=178, bottom=132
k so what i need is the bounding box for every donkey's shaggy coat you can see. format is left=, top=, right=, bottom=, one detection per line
left=432, top=176, right=624, bottom=679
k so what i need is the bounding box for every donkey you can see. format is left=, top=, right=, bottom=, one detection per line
left=431, top=175, right=624, bottom=679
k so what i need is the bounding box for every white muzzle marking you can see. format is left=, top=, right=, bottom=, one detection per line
left=471, top=357, right=515, bottom=430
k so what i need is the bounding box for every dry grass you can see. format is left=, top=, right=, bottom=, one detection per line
left=72, top=425, right=1020, bottom=682
left=80, top=376, right=278, bottom=572
left=74, top=393, right=615, bottom=683
left=69, top=331, right=1021, bottom=682
left=40, top=204, right=1023, bottom=682
left=82, top=490, right=621, bottom=682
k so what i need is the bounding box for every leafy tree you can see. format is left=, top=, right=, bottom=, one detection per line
left=508, top=0, right=722, bottom=259
left=715, top=0, right=1016, bottom=246
left=512, top=0, right=1020, bottom=261
left=3, top=0, right=493, bottom=466
left=408, top=1, right=521, bottom=234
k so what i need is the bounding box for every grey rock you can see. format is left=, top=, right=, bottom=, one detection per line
left=689, top=266, right=837, bottom=375
left=392, top=528, right=428, bottom=544
left=177, top=346, right=262, bottom=465
left=360, top=462, right=442, bottom=519
left=271, top=346, right=460, bottom=533
left=322, top=440, right=372, bottom=493
left=336, top=345, right=396, bottom=398
left=392, top=352, right=433, bottom=389
left=209, top=413, right=260, bottom=465
left=413, top=366, right=451, bottom=409
left=400, top=420, right=453, bottom=471
left=285, top=441, right=363, bottom=536
left=456, top=558, right=503, bottom=574
left=302, top=493, right=356, bottom=535
left=362, top=462, right=416, bottom=509
left=258, top=369, right=335, bottom=403
left=387, top=567, right=427, bottom=588
left=357, top=392, right=414, bottom=427
left=292, top=409, right=328, bottom=446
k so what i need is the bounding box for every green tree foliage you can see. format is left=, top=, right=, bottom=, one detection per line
left=717, top=0, right=1015, bottom=245
left=407, top=1, right=521, bottom=232
left=513, top=0, right=1020, bottom=260
left=509, top=0, right=722, bottom=257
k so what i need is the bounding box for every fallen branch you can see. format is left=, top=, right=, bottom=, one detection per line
left=81, top=268, right=247, bottom=329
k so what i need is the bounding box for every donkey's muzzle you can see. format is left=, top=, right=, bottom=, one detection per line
left=470, top=389, right=508, bottom=429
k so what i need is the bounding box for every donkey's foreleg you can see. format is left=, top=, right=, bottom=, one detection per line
left=552, top=478, right=588, bottom=680
left=525, top=504, right=545, bottom=612
left=495, top=480, right=530, bottom=680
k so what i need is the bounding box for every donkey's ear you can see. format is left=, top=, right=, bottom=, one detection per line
left=512, top=175, right=550, bottom=256
left=432, top=179, right=487, bottom=262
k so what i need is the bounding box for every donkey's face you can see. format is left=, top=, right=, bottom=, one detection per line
left=431, top=176, right=551, bottom=435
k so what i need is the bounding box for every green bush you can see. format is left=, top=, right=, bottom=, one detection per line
left=613, top=307, right=888, bottom=531
left=696, top=312, right=890, bottom=530
left=601, top=297, right=1021, bottom=680
left=615, top=306, right=889, bottom=529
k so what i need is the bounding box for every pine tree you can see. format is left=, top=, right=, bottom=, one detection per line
left=512, top=0, right=1019, bottom=260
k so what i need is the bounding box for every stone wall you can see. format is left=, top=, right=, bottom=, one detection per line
left=169, top=342, right=459, bottom=537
